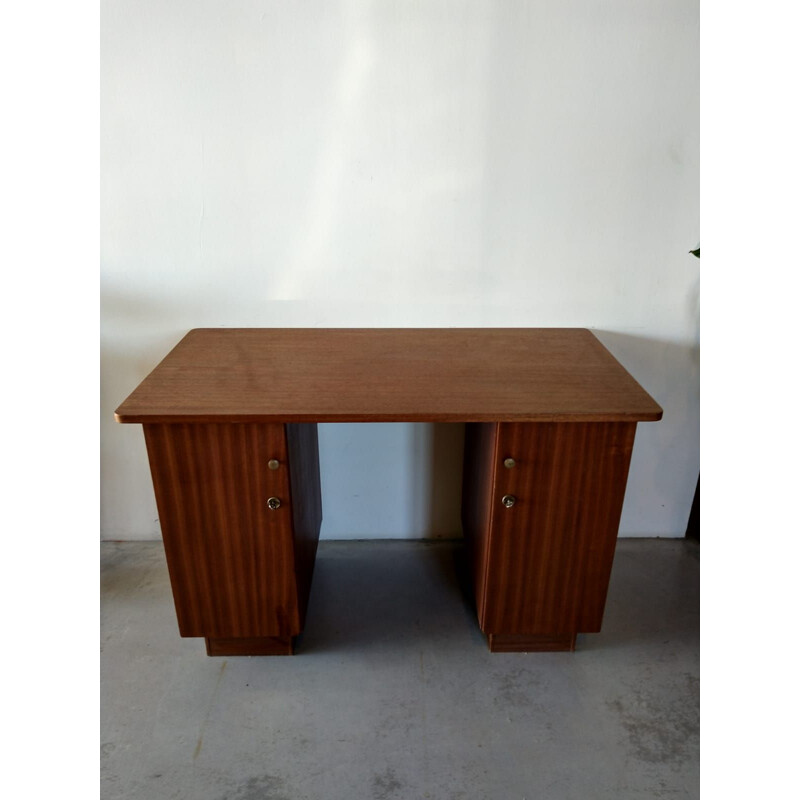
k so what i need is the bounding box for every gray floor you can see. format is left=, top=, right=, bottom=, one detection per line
left=101, top=539, right=699, bottom=800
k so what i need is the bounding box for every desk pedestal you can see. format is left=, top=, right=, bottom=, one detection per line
left=143, top=420, right=634, bottom=655
left=462, top=422, right=636, bottom=652
left=143, top=422, right=322, bottom=655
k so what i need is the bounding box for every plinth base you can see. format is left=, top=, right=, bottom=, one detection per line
left=205, top=636, right=295, bottom=656
left=487, top=632, right=577, bottom=652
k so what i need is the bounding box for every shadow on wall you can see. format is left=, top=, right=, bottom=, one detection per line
left=591, top=329, right=699, bottom=537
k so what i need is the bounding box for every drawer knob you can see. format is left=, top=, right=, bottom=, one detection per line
left=503, top=458, right=516, bottom=469
left=501, top=494, right=516, bottom=508
left=268, top=459, right=280, bottom=470
left=267, top=497, right=282, bottom=510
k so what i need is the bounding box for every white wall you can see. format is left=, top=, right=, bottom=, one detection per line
left=101, top=0, right=699, bottom=540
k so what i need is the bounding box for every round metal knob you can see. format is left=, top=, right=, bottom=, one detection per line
left=267, top=497, right=281, bottom=510
left=503, top=458, right=516, bottom=469
left=501, top=494, right=516, bottom=508
left=268, top=459, right=280, bottom=470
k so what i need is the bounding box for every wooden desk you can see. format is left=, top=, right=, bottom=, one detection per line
left=116, top=328, right=662, bottom=655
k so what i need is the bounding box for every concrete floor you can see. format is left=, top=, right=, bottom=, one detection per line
left=101, top=539, right=699, bottom=800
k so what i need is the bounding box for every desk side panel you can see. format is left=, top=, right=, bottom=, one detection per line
left=286, top=423, right=323, bottom=629
left=143, top=423, right=300, bottom=639
left=461, top=423, right=499, bottom=625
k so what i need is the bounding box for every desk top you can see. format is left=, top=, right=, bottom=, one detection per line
left=115, top=328, right=662, bottom=424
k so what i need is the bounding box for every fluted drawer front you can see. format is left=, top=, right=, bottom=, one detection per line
left=479, top=421, right=637, bottom=635
left=143, top=423, right=299, bottom=639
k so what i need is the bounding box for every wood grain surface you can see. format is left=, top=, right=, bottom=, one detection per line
left=142, top=422, right=320, bottom=641
left=116, top=328, right=662, bottom=424
left=463, top=421, right=636, bottom=645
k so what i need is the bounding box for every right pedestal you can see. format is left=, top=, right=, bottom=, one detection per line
left=462, top=421, right=637, bottom=652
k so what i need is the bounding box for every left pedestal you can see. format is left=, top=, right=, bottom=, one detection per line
left=142, top=422, right=322, bottom=655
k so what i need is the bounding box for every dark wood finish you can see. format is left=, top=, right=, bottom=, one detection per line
left=285, top=423, right=323, bottom=629
left=142, top=422, right=318, bottom=646
left=115, top=328, right=662, bottom=424
left=462, top=422, right=636, bottom=650
left=488, top=633, right=577, bottom=653
left=205, top=636, right=294, bottom=656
